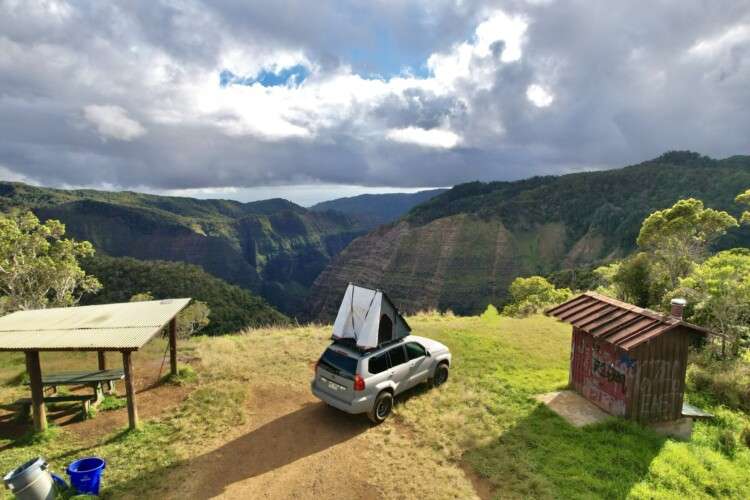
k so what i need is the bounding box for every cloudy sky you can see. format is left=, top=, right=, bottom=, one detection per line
left=1, top=1, right=749, bottom=205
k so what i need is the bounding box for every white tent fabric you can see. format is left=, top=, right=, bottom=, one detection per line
left=332, top=284, right=383, bottom=348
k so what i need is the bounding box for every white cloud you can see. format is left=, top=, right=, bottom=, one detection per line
left=427, top=11, right=528, bottom=90
left=0, top=164, right=38, bottom=184
left=526, top=84, right=554, bottom=107
left=688, top=24, right=750, bottom=57
left=165, top=9, right=523, bottom=144
left=83, top=105, right=146, bottom=141
left=386, top=127, right=461, bottom=148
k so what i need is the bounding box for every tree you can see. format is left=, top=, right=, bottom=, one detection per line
left=130, top=293, right=210, bottom=337
left=595, top=253, right=665, bottom=307
left=736, top=189, right=750, bottom=225
left=0, top=211, right=101, bottom=312
left=668, top=249, right=750, bottom=357
left=176, top=301, right=210, bottom=338
left=129, top=292, right=154, bottom=302
left=502, top=276, right=572, bottom=317
left=637, top=198, right=738, bottom=292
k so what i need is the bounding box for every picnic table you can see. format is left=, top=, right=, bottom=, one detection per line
left=42, top=369, right=125, bottom=402
left=5, top=369, right=127, bottom=419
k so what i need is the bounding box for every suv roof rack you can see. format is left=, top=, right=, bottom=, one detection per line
left=330, top=336, right=406, bottom=353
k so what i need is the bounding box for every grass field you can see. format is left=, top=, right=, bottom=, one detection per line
left=0, top=312, right=748, bottom=499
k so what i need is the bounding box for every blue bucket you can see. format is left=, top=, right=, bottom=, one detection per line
left=66, top=457, right=106, bottom=495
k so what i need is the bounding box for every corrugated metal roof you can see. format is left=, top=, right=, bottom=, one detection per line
left=0, top=298, right=191, bottom=351
left=546, top=292, right=711, bottom=351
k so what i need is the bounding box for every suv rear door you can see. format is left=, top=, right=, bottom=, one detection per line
left=316, top=347, right=358, bottom=404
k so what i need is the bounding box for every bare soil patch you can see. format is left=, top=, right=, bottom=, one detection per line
left=163, top=385, right=380, bottom=499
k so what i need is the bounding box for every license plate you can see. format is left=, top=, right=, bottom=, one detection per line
left=321, top=376, right=344, bottom=392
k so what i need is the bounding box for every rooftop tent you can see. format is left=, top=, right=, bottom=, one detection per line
left=332, top=284, right=411, bottom=349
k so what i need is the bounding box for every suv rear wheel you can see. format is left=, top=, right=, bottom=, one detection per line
left=368, top=391, right=393, bottom=424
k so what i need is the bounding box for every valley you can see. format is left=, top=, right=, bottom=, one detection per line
left=3, top=152, right=749, bottom=324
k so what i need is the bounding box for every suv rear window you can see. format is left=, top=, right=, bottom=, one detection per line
left=319, top=348, right=358, bottom=377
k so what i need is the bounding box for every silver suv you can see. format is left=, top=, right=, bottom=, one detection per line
left=311, top=335, right=451, bottom=423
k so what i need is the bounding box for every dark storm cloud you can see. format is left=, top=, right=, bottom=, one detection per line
left=0, top=0, right=748, bottom=194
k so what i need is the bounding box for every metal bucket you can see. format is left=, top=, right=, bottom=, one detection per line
left=3, top=457, right=56, bottom=500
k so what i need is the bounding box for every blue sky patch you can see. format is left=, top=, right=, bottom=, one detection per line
left=220, top=64, right=310, bottom=88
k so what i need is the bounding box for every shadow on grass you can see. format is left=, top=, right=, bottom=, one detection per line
left=113, top=401, right=369, bottom=498
left=464, top=405, right=667, bottom=499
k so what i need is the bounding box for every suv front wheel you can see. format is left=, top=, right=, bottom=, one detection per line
left=368, top=391, right=393, bottom=424
left=432, top=363, right=449, bottom=387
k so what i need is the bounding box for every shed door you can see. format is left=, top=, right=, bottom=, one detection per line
left=378, top=314, right=393, bottom=345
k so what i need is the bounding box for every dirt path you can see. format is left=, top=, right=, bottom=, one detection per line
left=152, top=381, right=486, bottom=500
left=165, top=386, right=380, bottom=499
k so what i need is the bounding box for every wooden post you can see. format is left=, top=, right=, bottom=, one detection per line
left=122, top=351, right=138, bottom=429
left=25, top=351, right=47, bottom=432
left=169, top=317, right=177, bottom=376
left=97, top=351, right=107, bottom=370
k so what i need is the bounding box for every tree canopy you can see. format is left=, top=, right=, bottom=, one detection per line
left=736, top=189, right=750, bottom=225
left=0, top=211, right=101, bottom=312
left=669, top=249, right=750, bottom=356
left=636, top=198, right=737, bottom=291
left=502, top=276, right=572, bottom=317
left=82, top=255, right=287, bottom=334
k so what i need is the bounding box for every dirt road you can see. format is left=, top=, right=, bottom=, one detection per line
left=161, top=384, right=482, bottom=499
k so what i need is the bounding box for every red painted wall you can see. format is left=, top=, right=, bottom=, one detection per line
left=570, top=329, right=636, bottom=416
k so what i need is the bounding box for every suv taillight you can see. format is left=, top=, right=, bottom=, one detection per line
left=353, top=374, right=365, bottom=391
left=314, top=360, right=320, bottom=372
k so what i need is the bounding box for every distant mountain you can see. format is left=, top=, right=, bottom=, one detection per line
left=81, top=255, right=288, bottom=334
left=306, top=152, right=750, bottom=320
left=310, top=189, right=448, bottom=228
left=0, top=182, right=367, bottom=316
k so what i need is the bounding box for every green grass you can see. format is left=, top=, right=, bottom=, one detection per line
left=0, top=315, right=748, bottom=499
left=394, top=312, right=750, bottom=499
left=99, top=395, right=127, bottom=412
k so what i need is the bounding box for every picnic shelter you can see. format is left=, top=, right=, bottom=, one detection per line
left=0, top=298, right=191, bottom=431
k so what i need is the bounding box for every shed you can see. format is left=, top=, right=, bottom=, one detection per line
left=332, top=283, right=411, bottom=349
left=0, top=298, right=191, bottom=431
left=546, top=292, right=712, bottom=423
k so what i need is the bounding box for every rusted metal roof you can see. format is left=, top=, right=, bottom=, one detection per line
left=0, top=298, right=191, bottom=351
left=546, top=292, right=711, bottom=351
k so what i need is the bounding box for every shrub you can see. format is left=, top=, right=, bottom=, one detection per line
left=686, top=353, right=750, bottom=412
left=742, top=427, right=750, bottom=449
left=718, top=430, right=737, bottom=456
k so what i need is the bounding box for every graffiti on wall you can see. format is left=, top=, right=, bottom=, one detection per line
left=592, top=357, right=626, bottom=385
left=571, top=330, right=636, bottom=416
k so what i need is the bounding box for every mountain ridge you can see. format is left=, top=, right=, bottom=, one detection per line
left=310, top=188, right=448, bottom=228
left=306, top=152, right=750, bottom=320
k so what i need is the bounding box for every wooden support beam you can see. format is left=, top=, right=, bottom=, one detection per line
left=25, top=351, right=47, bottom=432
left=97, top=351, right=107, bottom=370
left=169, top=317, right=177, bottom=376
left=122, top=351, right=138, bottom=429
